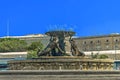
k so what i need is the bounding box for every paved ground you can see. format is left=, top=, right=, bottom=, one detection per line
left=0, top=70, right=120, bottom=80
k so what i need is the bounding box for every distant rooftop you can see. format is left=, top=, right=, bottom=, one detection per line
left=0, top=34, right=47, bottom=38
left=74, top=33, right=120, bottom=39
left=1, top=33, right=120, bottom=39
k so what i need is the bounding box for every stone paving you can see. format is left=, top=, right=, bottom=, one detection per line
left=0, top=70, right=120, bottom=80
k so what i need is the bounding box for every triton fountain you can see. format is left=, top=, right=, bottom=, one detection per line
left=8, top=30, right=113, bottom=70
left=37, top=30, right=85, bottom=56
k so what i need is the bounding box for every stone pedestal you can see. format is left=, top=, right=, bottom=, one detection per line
left=8, top=57, right=114, bottom=70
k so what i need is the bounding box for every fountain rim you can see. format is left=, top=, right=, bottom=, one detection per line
left=45, top=30, right=75, bottom=37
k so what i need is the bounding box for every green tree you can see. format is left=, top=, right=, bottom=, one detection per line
left=27, top=50, right=38, bottom=58
left=0, top=38, right=27, bottom=52
left=91, top=52, right=99, bottom=59
left=91, top=52, right=109, bottom=59
left=27, top=41, right=44, bottom=58
left=98, top=54, right=108, bottom=59
left=27, top=41, right=43, bottom=51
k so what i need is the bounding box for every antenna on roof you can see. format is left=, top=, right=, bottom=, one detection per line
left=6, top=19, right=10, bottom=38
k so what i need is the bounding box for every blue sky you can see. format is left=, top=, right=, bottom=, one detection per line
left=0, top=0, right=120, bottom=37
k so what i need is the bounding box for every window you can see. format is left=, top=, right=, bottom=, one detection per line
left=114, top=45, right=119, bottom=49
left=115, top=39, right=119, bottom=42
left=96, top=46, right=101, bottom=50
left=106, top=39, right=109, bottom=42
left=83, top=41, right=86, bottom=44
left=96, top=40, right=101, bottom=44
left=106, top=45, right=109, bottom=49
left=97, top=40, right=100, bottom=43
left=90, top=41, right=93, bottom=44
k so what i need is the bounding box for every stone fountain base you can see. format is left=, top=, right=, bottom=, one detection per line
left=8, top=56, right=113, bottom=70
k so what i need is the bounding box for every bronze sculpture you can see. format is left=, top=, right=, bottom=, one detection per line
left=69, top=38, right=85, bottom=56
left=37, top=30, right=85, bottom=57
left=37, top=36, right=65, bottom=56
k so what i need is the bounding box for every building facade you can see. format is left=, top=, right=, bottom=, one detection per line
left=2, top=33, right=120, bottom=52
left=1, top=33, right=120, bottom=60
left=74, top=34, right=120, bottom=51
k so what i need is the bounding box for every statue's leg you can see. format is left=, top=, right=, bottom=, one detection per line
left=37, top=48, right=52, bottom=56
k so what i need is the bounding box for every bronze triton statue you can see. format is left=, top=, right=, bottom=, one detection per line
left=37, top=30, right=85, bottom=57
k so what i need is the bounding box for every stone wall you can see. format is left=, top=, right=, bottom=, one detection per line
left=74, top=34, right=120, bottom=51
left=8, top=57, right=114, bottom=70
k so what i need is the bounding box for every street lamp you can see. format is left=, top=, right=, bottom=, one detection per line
left=114, top=45, right=117, bottom=60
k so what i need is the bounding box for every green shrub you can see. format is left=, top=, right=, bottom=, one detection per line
left=98, top=54, right=108, bottom=59
left=0, top=38, right=27, bottom=52
left=27, top=41, right=44, bottom=58
left=27, top=41, right=43, bottom=51
left=27, top=50, right=38, bottom=58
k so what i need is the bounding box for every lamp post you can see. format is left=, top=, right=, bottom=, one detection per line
left=114, top=45, right=117, bottom=60
left=113, top=36, right=117, bottom=60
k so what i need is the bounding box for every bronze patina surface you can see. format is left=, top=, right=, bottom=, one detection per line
left=37, top=30, right=85, bottom=56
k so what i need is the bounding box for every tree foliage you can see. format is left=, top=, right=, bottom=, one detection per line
left=27, top=41, right=43, bottom=51
left=98, top=54, right=108, bottom=59
left=27, top=41, right=44, bottom=58
left=91, top=52, right=99, bottom=59
left=0, top=38, right=27, bottom=52
left=27, top=50, right=38, bottom=58
left=91, top=52, right=108, bottom=59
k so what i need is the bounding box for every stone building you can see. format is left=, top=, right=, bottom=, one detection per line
left=1, top=33, right=120, bottom=59
left=73, top=33, right=120, bottom=60
left=2, top=33, right=120, bottom=52
left=74, top=33, right=120, bottom=51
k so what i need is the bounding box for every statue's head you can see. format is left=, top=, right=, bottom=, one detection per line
left=52, top=37, right=56, bottom=41
left=52, top=37, right=59, bottom=42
